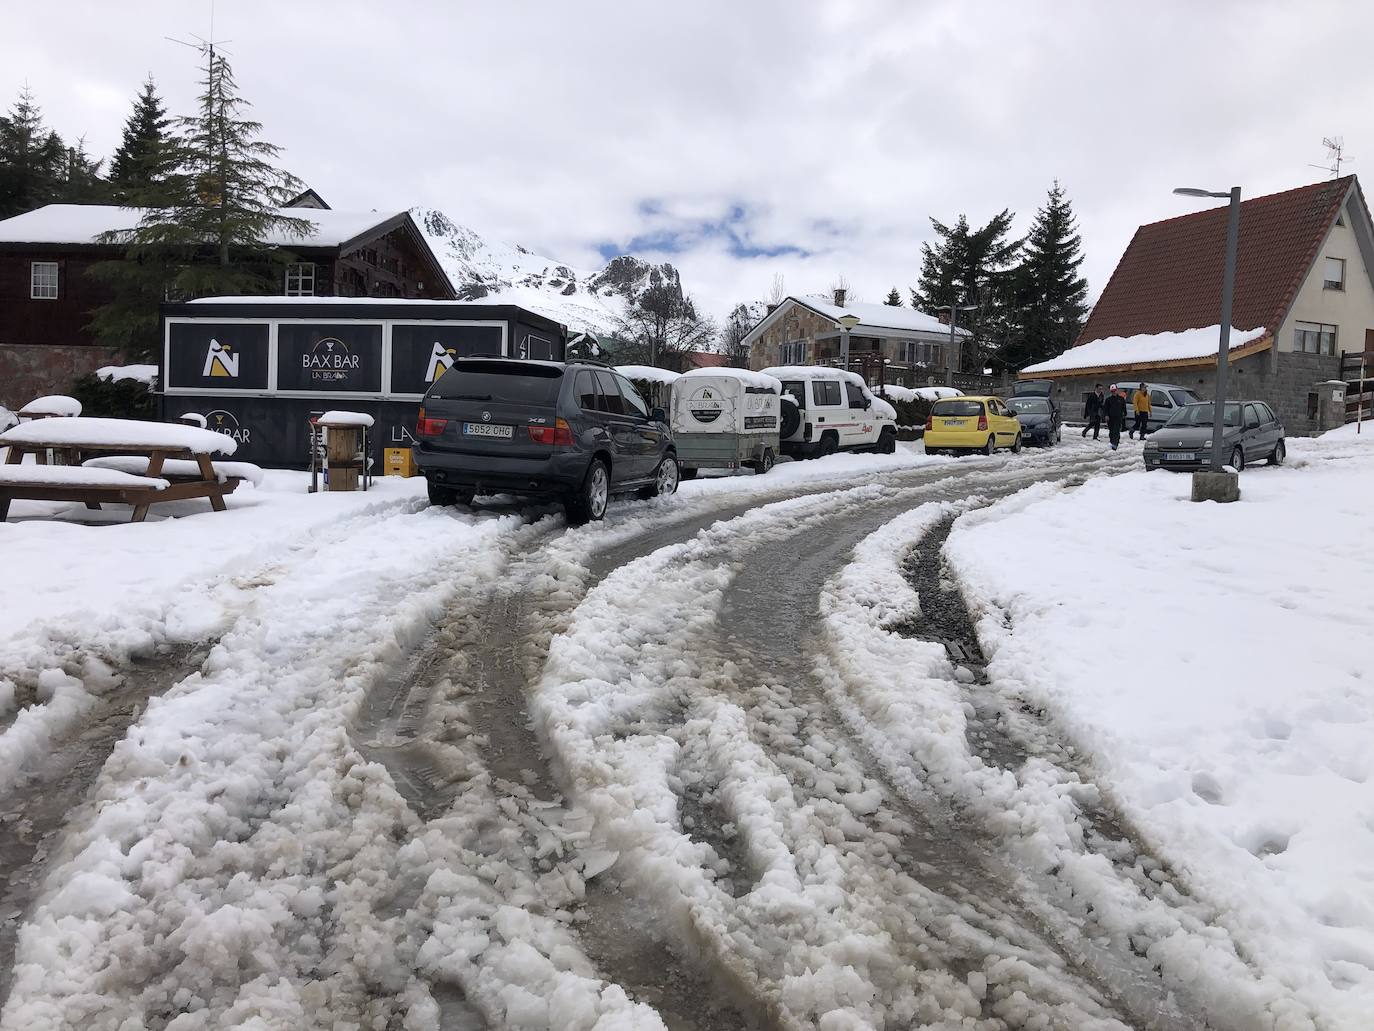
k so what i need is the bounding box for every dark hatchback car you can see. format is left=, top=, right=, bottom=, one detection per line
left=1143, top=400, right=1286, bottom=471
left=1004, top=396, right=1061, bottom=445
left=414, top=358, right=679, bottom=523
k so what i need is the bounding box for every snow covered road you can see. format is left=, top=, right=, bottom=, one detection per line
left=0, top=439, right=1322, bottom=1029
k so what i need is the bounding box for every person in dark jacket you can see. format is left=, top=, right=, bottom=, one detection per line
left=1081, top=384, right=1106, bottom=439
left=1103, top=387, right=1129, bottom=450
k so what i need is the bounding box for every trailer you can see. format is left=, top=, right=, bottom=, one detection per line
left=670, top=367, right=782, bottom=477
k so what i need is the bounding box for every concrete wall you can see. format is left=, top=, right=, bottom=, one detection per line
left=1275, top=201, right=1374, bottom=356
left=1040, top=348, right=1338, bottom=436
left=0, top=342, right=122, bottom=410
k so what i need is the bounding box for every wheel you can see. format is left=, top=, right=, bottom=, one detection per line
left=638, top=456, right=680, bottom=498
left=981, top=436, right=995, bottom=456
left=1011, top=433, right=1023, bottom=454
left=877, top=429, right=897, bottom=454
left=752, top=449, right=775, bottom=475
left=426, top=479, right=473, bottom=507
left=818, top=433, right=839, bottom=457
left=1229, top=447, right=1245, bottom=472
left=1268, top=440, right=1285, bottom=466
left=564, top=459, right=610, bottom=525
left=679, top=466, right=699, bottom=480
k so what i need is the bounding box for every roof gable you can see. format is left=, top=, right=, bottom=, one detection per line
left=742, top=294, right=970, bottom=346
left=1079, top=176, right=1357, bottom=344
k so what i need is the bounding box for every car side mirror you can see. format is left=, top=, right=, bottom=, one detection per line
left=651, top=407, right=667, bottom=423
left=862, top=397, right=872, bottom=410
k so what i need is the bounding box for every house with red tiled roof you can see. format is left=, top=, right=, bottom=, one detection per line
left=1021, top=176, right=1374, bottom=434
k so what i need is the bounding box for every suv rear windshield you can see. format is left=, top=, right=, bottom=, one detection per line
left=1169, top=389, right=1200, bottom=406
left=1005, top=397, right=1050, bottom=415
left=429, top=361, right=564, bottom=405
left=932, top=399, right=985, bottom=417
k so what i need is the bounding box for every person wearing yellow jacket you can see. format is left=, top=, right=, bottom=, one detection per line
left=1128, top=382, right=1152, bottom=440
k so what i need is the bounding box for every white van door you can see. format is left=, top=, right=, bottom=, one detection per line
left=841, top=379, right=879, bottom=447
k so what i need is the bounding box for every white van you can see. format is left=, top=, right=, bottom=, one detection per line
left=761, top=366, right=898, bottom=458
left=670, top=368, right=783, bottom=478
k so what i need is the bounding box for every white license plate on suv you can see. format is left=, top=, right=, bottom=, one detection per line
left=1165, top=451, right=1196, bottom=461
left=463, top=422, right=513, bottom=439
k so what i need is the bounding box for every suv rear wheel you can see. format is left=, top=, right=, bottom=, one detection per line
left=877, top=428, right=897, bottom=454
left=565, top=458, right=610, bottom=525
left=817, top=432, right=839, bottom=457
left=638, top=455, right=680, bottom=499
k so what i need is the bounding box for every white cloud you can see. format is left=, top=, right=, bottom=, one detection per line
left=4, top=0, right=1370, bottom=322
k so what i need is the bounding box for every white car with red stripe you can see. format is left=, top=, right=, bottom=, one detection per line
left=762, top=366, right=897, bottom=458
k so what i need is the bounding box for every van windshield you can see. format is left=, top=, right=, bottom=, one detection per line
left=430, top=361, right=564, bottom=405
left=932, top=399, right=985, bottom=417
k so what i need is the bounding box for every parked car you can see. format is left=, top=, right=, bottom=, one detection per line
left=1143, top=400, right=1285, bottom=471
left=414, top=357, right=679, bottom=524
left=1010, top=379, right=1060, bottom=416
left=1004, top=395, right=1061, bottom=446
left=1105, top=381, right=1203, bottom=434
left=761, top=366, right=898, bottom=458
left=923, top=395, right=1023, bottom=455
left=670, top=367, right=782, bottom=478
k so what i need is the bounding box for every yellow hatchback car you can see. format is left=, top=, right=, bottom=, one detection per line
left=923, top=395, right=1023, bottom=456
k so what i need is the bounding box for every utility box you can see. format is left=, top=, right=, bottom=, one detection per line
left=384, top=447, right=417, bottom=477
left=1314, top=379, right=1348, bottom=432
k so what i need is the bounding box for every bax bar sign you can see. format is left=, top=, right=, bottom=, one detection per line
left=302, top=337, right=360, bottom=382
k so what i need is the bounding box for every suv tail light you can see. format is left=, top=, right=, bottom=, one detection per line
left=977, top=413, right=989, bottom=431
left=416, top=408, right=448, bottom=438
left=925, top=414, right=934, bottom=432
left=527, top=417, right=574, bottom=446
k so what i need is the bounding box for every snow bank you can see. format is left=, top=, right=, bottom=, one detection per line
left=18, top=395, right=81, bottom=417
left=945, top=436, right=1374, bottom=1026
left=614, top=365, right=681, bottom=385
left=95, top=364, right=158, bottom=386
left=316, top=410, right=376, bottom=428
left=0, top=416, right=237, bottom=455
left=677, top=367, right=782, bottom=392
left=1024, top=326, right=1268, bottom=375
left=879, top=385, right=963, bottom=402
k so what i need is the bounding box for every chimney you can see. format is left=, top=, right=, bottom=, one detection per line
left=833, top=287, right=847, bottom=307
left=766, top=303, right=778, bottom=315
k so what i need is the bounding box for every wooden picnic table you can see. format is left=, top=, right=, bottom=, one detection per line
left=0, top=417, right=240, bottom=523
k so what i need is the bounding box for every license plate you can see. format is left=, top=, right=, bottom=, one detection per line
left=463, top=422, right=513, bottom=439
left=943, top=419, right=967, bottom=427
left=1165, top=452, right=1195, bottom=461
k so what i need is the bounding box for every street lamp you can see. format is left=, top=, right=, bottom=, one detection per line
left=936, top=304, right=977, bottom=375
left=1173, top=186, right=1242, bottom=475
left=838, top=313, right=860, bottom=371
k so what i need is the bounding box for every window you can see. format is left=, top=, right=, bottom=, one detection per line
left=616, top=376, right=650, bottom=418
left=575, top=371, right=599, bottom=411
left=1244, top=404, right=1262, bottom=429
left=1294, top=321, right=1338, bottom=355
left=781, top=381, right=806, bottom=409
left=1257, top=402, right=1276, bottom=423
left=1150, top=389, right=1172, bottom=408
left=813, top=380, right=842, bottom=406
left=593, top=371, right=626, bottom=415
left=30, top=261, right=58, bottom=300
left=779, top=339, right=806, bottom=364
left=1324, top=257, right=1346, bottom=291
left=285, top=262, right=315, bottom=296
left=932, top=399, right=985, bottom=418
left=845, top=382, right=867, bottom=408
left=1169, top=389, right=1199, bottom=406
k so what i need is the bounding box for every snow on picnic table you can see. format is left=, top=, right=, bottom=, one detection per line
left=0, top=417, right=237, bottom=455
left=944, top=429, right=1374, bottom=1026
left=316, top=409, right=375, bottom=428
left=0, top=465, right=169, bottom=489
left=18, top=395, right=81, bottom=417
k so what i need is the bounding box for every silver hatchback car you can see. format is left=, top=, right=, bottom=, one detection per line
left=1143, top=400, right=1286, bottom=472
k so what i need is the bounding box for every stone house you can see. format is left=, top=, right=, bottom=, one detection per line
left=744, top=291, right=972, bottom=388
left=1023, top=175, right=1374, bottom=434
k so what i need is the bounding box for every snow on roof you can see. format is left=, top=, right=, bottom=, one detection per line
left=0, top=204, right=406, bottom=248
left=761, top=366, right=896, bottom=418
left=96, top=364, right=159, bottom=386
left=19, top=395, right=82, bottom=416
left=0, top=416, right=237, bottom=454
left=615, top=365, right=682, bottom=384
left=794, top=296, right=972, bottom=337
left=678, top=367, right=782, bottom=392
left=1023, top=325, right=1269, bottom=376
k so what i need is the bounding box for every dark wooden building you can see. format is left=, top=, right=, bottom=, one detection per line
left=0, top=203, right=456, bottom=408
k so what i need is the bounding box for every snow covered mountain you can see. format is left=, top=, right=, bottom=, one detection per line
left=414, top=208, right=686, bottom=337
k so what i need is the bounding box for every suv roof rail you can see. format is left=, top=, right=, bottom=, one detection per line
left=567, top=357, right=616, bottom=369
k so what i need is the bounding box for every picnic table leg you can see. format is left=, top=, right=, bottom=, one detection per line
left=130, top=450, right=169, bottom=523
left=196, top=453, right=227, bottom=512
left=129, top=503, right=151, bottom=523
left=0, top=497, right=9, bottom=521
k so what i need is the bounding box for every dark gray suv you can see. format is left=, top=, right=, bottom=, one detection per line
left=414, top=357, right=680, bottom=523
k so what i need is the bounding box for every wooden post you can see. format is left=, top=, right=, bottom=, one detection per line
left=327, top=426, right=360, bottom=492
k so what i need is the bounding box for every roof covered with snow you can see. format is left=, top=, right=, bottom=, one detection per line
left=678, top=367, right=782, bottom=392
left=795, top=296, right=970, bottom=336
left=1023, top=325, right=1270, bottom=377
left=615, top=365, right=682, bottom=384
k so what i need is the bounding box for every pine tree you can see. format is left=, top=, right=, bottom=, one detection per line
left=108, top=76, right=176, bottom=203
left=1003, top=182, right=1089, bottom=372
left=884, top=287, right=902, bottom=306
left=90, top=49, right=314, bottom=358
left=0, top=86, right=67, bottom=218
left=912, top=210, right=1020, bottom=371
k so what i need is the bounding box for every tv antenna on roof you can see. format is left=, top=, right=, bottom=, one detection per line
left=1310, top=137, right=1352, bottom=178
left=165, top=0, right=231, bottom=60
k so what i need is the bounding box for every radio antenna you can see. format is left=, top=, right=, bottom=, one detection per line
left=1309, top=136, right=1352, bottom=178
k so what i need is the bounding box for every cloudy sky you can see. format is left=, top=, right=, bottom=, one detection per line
left=3, top=0, right=1368, bottom=319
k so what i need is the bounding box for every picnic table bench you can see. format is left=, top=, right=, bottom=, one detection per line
left=0, top=417, right=240, bottom=523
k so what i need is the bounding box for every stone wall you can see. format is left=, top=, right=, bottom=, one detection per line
left=0, top=343, right=122, bottom=410
left=1031, top=349, right=1340, bottom=436
left=748, top=305, right=834, bottom=370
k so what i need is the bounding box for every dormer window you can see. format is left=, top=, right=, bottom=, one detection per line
left=1324, top=257, right=1346, bottom=290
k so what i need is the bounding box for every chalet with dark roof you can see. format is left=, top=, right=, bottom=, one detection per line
left=1023, top=176, right=1374, bottom=433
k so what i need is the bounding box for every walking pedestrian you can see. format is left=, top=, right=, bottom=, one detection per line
left=1128, top=382, right=1152, bottom=439
left=1104, top=386, right=1128, bottom=450
left=1082, top=383, right=1106, bottom=439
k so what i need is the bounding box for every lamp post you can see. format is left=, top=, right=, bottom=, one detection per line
left=936, top=304, right=977, bottom=377
left=838, top=313, right=860, bottom=372
left=1174, top=186, right=1242, bottom=474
